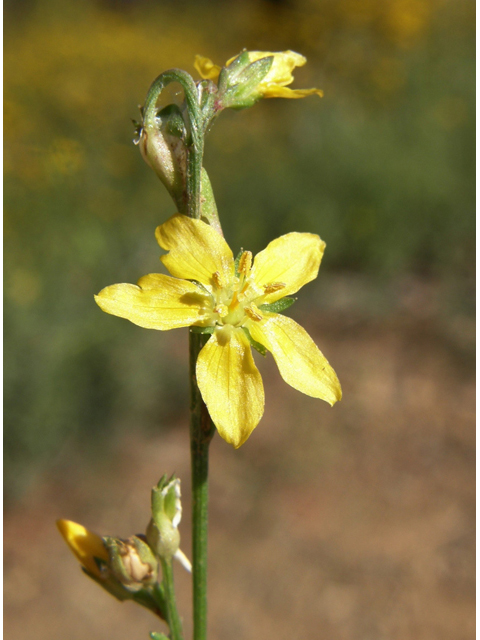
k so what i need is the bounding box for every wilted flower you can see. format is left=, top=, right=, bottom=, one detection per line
left=103, top=535, right=158, bottom=590
left=195, top=50, right=323, bottom=106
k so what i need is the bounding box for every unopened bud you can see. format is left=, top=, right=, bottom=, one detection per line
left=57, top=519, right=109, bottom=580
left=146, top=475, right=182, bottom=561
left=57, top=519, right=137, bottom=603
left=137, top=104, right=187, bottom=208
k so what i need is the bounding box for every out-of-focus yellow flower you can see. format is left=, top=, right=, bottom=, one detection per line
left=57, top=519, right=109, bottom=579
left=95, top=215, right=341, bottom=448
left=195, top=50, right=323, bottom=100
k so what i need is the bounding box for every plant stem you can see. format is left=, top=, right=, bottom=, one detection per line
left=160, top=558, right=184, bottom=640
left=186, top=139, right=204, bottom=220
left=179, top=79, right=216, bottom=640
left=189, top=332, right=215, bottom=640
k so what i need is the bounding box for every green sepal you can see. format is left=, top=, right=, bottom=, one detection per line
left=190, top=325, right=215, bottom=335
left=259, top=297, right=296, bottom=314
left=189, top=280, right=211, bottom=295
left=218, top=51, right=250, bottom=91
left=224, top=50, right=250, bottom=77
left=150, top=633, right=169, bottom=640
left=88, top=567, right=166, bottom=618
left=222, top=56, right=274, bottom=110
left=234, top=249, right=244, bottom=277
left=235, top=57, right=273, bottom=91
left=131, top=588, right=166, bottom=619
left=242, top=327, right=267, bottom=357
left=82, top=565, right=133, bottom=603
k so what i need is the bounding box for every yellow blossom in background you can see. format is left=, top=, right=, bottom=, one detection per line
left=57, top=519, right=109, bottom=579
left=95, top=214, right=341, bottom=448
left=195, top=50, right=323, bottom=99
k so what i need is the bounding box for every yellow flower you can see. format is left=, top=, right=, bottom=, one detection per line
left=195, top=50, right=323, bottom=100
left=57, top=519, right=109, bottom=579
left=95, top=215, right=341, bottom=448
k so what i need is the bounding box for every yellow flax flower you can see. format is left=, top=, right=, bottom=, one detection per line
left=194, top=50, right=323, bottom=99
left=57, top=519, right=109, bottom=579
left=95, top=215, right=341, bottom=448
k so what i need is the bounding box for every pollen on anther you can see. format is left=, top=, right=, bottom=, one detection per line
left=238, top=251, right=253, bottom=275
left=244, top=304, right=263, bottom=321
left=212, top=271, right=223, bottom=288
left=264, top=282, right=286, bottom=294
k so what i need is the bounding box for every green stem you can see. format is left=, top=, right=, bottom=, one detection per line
left=176, top=73, right=218, bottom=640
left=160, top=558, right=184, bottom=640
left=189, top=332, right=215, bottom=640
left=143, top=69, right=200, bottom=133
left=186, top=138, right=204, bottom=220
left=144, top=66, right=217, bottom=639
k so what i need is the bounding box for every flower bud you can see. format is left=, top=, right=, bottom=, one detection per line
left=57, top=519, right=110, bottom=579
left=57, top=519, right=137, bottom=603
left=103, top=535, right=158, bottom=591
left=136, top=104, right=187, bottom=208
left=146, top=475, right=182, bottom=561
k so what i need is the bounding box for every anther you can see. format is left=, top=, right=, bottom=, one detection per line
left=244, top=303, right=263, bottom=322
left=212, top=271, right=223, bottom=288
left=238, top=251, right=253, bottom=276
left=264, top=282, right=286, bottom=295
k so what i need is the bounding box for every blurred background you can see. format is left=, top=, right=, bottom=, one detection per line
left=4, top=0, right=475, bottom=638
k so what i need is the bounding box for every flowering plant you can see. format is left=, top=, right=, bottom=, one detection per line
left=58, top=50, right=340, bottom=640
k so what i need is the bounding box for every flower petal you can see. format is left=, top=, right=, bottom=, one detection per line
left=248, top=313, right=341, bottom=405
left=194, top=54, right=222, bottom=81
left=95, top=273, right=207, bottom=330
left=248, top=50, right=306, bottom=86
left=260, top=85, right=323, bottom=99
left=252, top=232, right=325, bottom=303
left=57, top=519, right=108, bottom=578
left=156, top=214, right=234, bottom=286
left=196, top=327, right=265, bottom=448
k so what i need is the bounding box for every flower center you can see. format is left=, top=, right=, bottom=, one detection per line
left=204, top=251, right=285, bottom=329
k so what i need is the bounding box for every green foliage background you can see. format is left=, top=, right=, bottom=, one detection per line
left=4, top=0, right=474, bottom=500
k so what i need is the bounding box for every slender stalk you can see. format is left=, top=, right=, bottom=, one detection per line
left=160, top=558, right=184, bottom=640
left=144, top=68, right=215, bottom=638
left=189, top=333, right=215, bottom=640
left=176, top=79, right=217, bottom=640
left=186, top=139, right=204, bottom=220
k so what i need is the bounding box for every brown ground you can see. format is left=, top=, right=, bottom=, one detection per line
left=4, top=282, right=475, bottom=640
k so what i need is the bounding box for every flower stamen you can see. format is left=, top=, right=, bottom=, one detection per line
left=264, top=282, right=286, bottom=295
left=238, top=251, right=253, bottom=276
left=244, top=303, right=263, bottom=322
left=212, top=271, right=223, bottom=288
